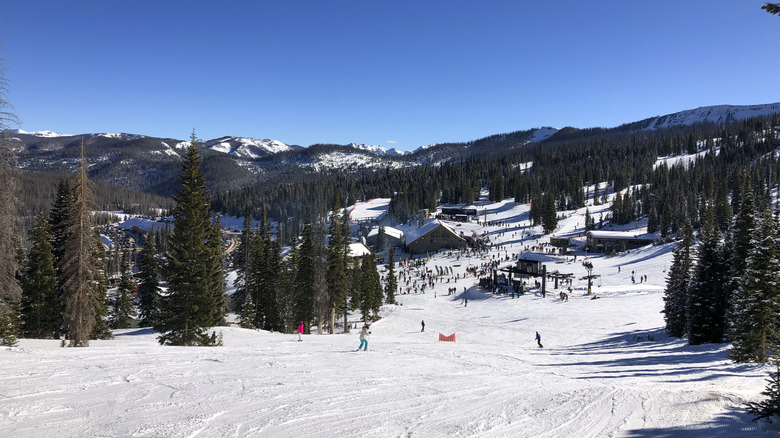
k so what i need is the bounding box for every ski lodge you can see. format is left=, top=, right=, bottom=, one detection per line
left=405, top=219, right=467, bottom=255
left=585, top=230, right=656, bottom=252
left=439, top=207, right=479, bottom=222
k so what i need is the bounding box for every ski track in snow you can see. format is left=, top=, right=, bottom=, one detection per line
left=1, top=198, right=776, bottom=437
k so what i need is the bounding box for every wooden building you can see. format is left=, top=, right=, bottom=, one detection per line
left=585, top=230, right=656, bottom=252
left=405, top=219, right=467, bottom=255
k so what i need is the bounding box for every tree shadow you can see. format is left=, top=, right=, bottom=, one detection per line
left=621, top=406, right=776, bottom=437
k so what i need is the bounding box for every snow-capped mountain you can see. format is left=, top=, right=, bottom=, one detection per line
left=640, top=103, right=780, bottom=130
left=349, top=143, right=411, bottom=157
left=6, top=128, right=73, bottom=138
left=6, top=101, right=780, bottom=196
left=202, top=136, right=297, bottom=159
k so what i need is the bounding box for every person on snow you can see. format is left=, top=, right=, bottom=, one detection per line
left=357, top=325, right=371, bottom=351
left=297, top=321, right=304, bottom=341
left=535, top=331, right=543, bottom=348
left=421, top=320, right=425, bottom=332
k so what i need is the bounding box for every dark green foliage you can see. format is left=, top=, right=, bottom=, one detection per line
left=20, top=213, right=60, bottom=338
left=385, top=247, right=397, bottom=305
left=686, top=205, right=727, bottom=345
left=326, top=198, right=350, bottom=333
left=59, top=150, right=101, bottom=347
left=729, top=208, right=780, bottom=363
left=110, top=262, right=137, bottom=329
left=663, top=219, right=694, bottom=338
left=745, top=359, right=780, bottom=423
left=136, top=235, right=161, bottom=327
left=763, top=3, right=780, bottom=15
left=357, top=252, right=382, bottom=323
left=238, top=292, right=257, bottom=329
left=156, top=135, right=225, bottom=346
left=541, top=192, right=558, bottom=234
left=293, top=214, right=317, bottom=332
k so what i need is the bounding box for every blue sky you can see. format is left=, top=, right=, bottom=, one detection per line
left=1, top=1, right=778, bottom=150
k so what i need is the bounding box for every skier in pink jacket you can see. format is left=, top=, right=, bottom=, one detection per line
left=297, top=321, right=304, bottom=341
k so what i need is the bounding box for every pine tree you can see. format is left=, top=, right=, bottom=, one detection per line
left=59, top=145, right=101, bottom=347
left=231, top=211, right=254, bottom=311
left=156, top=134, right=224, bottom=346
left=90, top=228, right=112, bottom=341
left=663, top=219, right=694, bottom=337
left=729, top=207, right=780, bottom=363
left=326, top=198, right=349, bottom=333
left=745, top=357, right=780, bottom=423
left=686, top=204, right=727, bottom=345
left=293, top=213, right=317, bottom=332
left=763, top=3, right=780, bottom=16
left=49, top=178, right=74, bottom=268
left=20, top=213, right=60, bottom=338
left=0, top=131, right=21, bottom=346
left=136, top=234, right=161, bottom=327
left=358, top=252, right=382, bottom=322
left=238, top=292, right=257, bottom=329
left=376, top=225, right=388, bottom=251
left=541, top=192, right=558, bottom=234
left=385, top=247, right=397, bottom=305
left=110, top=262, right=137, bottom=329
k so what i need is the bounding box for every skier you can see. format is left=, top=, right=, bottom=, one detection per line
left=421, top=320, right=425, bottom=332
left=464, top=298, right=468, bottom=307
left=357, top=325, right=371, bottom=351
left=297, top=321, right=304, bottom=342
left=535, top=331, right=543, bottom=348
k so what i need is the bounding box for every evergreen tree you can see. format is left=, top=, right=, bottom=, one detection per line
left=0, top=131, right=21, bottom=346
left=110, top=262, right=137, bottom=329
left=357, top=252, right=382, bottom=322
left=156, top=134, right=224, bottom=346
left=326, top=198, right=349, bottom=333
left=49, top=178, right=74, bottom=268
left=729, top=207, right=780, bottom=363
left=663, top=219, right=694, bottom=337
left=293, top=213, right=317, bottom=332
left=385, top=247, right=397, bottom=305
left=59, top=146, right=101, bottom=347
left=231, top=211, right=254, bottom=311
left=745, top=358, right=780, bottom=423
left=763, top=3, right=780, bottom=16
left=726, top=173, right=757, bottom=302
left=238, top=292, right=257, bottom=329
left=20, top=213, right=60, bottom=338
left=136, top=234, right=161, bottom=327
left=376, top=225, right=388, bottom=251
left=686, top=204, right=727, bottom=345
left=90, top=228, right=112, bottom=341
left=541, top=192, right=558, bottom=234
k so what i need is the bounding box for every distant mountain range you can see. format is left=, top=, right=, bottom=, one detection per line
left=4, top=102, right=780, bottom=195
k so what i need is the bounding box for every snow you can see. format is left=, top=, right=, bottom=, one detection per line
left=347, top=198, right=391, bottom=224
left=366, top=225, right=403, bottom=241
left=527, top=127, right=558, bottom=143
left=203, top=137, right=292, bottom=160
left=116, top=217, right=167, bottom=233
left=5, top=129, right=73, bottom=137
left=644, top=103, right=780, bottom=130
left=349, top=143, right=410, bottom=157
left=347, top=242, right=372, bottom=257
left=2, top=197, right=777, bottom=437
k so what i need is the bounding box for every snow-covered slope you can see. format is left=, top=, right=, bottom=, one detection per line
left=643, top=102, right=780, bottom=130
left=527, top=126, right=558, bottom=142
left=202, top=136, right=293, bottom=159
left=1, top=197, right=775, bottom=437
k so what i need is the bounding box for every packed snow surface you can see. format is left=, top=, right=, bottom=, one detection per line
left=2, top=198, right=776, bottom=437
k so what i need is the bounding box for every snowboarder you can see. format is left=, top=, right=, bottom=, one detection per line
left=421, top=320, right=425, bottom=332
left=297, top=321, right=304, bottom=341
left=357, top=325, right=371, bottom=351
left=535, top=331, right=543, bottom=348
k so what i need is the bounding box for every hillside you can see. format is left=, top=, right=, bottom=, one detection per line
left=1, top=197, right=775, bottom=437
left=6, top=102, right=780, bottom=198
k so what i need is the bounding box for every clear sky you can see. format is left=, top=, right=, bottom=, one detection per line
left=1, top=1, right=778, bottom=150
